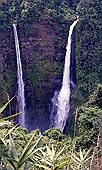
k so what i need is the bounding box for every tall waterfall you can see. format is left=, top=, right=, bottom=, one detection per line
left=13, top=24, right=26, bottom=128
left=51, top=18, right=78, bottom=132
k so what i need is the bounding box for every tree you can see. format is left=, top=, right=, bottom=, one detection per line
left=74, top=84, right=102, bottom=148
left=75, top=0, right=102, bottom=102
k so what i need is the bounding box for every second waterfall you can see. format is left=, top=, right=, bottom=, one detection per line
left=13, top=24, right=26, bottom=128
left=51, top=18, right=78, bottom=132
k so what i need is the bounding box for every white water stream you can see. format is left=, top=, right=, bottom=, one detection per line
left=13, top=24, right=26, bottom=128
left=51, top=18, right=78, bottom=132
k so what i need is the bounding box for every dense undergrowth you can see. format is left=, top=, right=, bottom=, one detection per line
left=75, top=0, right=102, bottom=103
left=0, top=84, right=102, bottom=169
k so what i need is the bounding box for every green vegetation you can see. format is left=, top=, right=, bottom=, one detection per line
left=0, top=0, right=77, bottom=31
left=0, top=0, right=102, bottom=169
left=75, top=85, right=102, bottom=147
left=75, top=0, right=102, bottom=103
left=0, top=91, right=102, bottom=169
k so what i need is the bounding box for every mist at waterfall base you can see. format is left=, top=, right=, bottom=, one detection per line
left=13, top=24, right=26, bottom=128
left=50, top=19, right=78, bottom=132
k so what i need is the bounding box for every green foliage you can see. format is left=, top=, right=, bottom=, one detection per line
left=75, top=0, right=102, bottom=103
left=43, top=128, right=65, bottom=141
left=78, top=106, right=101, bottom=133
left=26, top=61, right=63, bottom=110
left=86, top=84, right=102, bottom=109
left=0, top=97, right=102, bottom=169
left=76, top=106, right=102, bottom=148
left=0, top=0, right=76, bottom=31
left=0, top=129, right=43, bottom=170
left=0, top=102, right=42, bottom=169
left=0, top=96, right=15, bottom=114
left=71, top=85, right=102, bottom=150
left=69, top=147, right=101, bottom=170
left=36, top=144, right=70, bottom=170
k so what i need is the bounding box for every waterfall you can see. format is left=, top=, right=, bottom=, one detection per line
left=13, top=24, right=26, bottom=128
left=51, top=18, right=78, bottom=132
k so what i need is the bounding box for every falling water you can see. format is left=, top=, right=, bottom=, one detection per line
left=51, top=18, right=78, bottom=132
left=13, top=24, right=26, bottom=128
